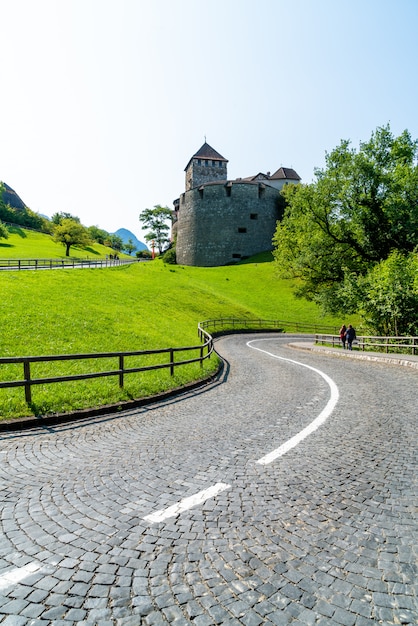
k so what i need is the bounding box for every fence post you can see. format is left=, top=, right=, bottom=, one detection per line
left=170, top=349, right=174, bottom=376
left=200, top=346, right=204, bottom=368
left=23, top=360, right=32, bottom=404
left=119, top=355, right=124, bottom=388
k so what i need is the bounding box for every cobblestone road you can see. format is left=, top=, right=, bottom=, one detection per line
left=0, top=335, right=417, bottom=625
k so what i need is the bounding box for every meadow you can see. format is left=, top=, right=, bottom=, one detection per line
left=0, top=229, right=342, bottom=420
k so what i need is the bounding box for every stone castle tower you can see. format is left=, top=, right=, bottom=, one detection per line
left=174, top=142, right=300, bottom=267
left=184, top=142, right=228, bottom=190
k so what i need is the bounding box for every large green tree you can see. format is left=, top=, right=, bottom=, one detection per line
left=139, top=205, right=172, bottom=254
left=273, top=125, right=418, bottom=330
left=53, top=218, right=91, bottom=256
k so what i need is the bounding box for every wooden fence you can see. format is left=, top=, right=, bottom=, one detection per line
left=315, top=334, right=418, bottom=355
left=0, top=329, right=214, bottom=406
left=0, top=258, right=141, bottom=270
left=1, top=320, right=416, bottom=410
left=199, top=317, right=339, bottom=335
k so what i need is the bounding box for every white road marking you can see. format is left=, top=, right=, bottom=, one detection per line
left=143, top=339, right=338, bottom=523
left=143, top=482, right=231, bottom=523
left=247, top=339, right=339, bottom=465
left=0, top=562, right=41, bottom=590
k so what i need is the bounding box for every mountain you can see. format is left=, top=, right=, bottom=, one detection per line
left=113, top=228, right=148, bottom=252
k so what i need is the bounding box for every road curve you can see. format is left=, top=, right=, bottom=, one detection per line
left=0, top=334, right=417, bottom=625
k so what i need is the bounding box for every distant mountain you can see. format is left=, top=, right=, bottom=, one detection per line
left=113, top=228, right=148, bottom=252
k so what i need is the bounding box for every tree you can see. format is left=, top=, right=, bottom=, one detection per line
left=123, top=238, right=137, bottom=256
left=87, top=225, right=109, bottom=245
left=51, top=212, right=81, bottom=225
left=139, top=205, right=173, bottom=254
left=273, top=124, right=418, bottom=329
left=347, top=251, right=418, bottom=336
left=53, top=218, right=91, bottom=256
left=105, top=234, right=123, bottom=253
left=0, top=220, right=9, bottom=241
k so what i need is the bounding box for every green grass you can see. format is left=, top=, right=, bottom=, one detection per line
left=0, top=225, right=131, bottom=259
left=0, top=234, right=343, bottom=420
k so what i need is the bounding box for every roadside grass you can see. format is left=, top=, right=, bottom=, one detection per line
left=0, top=247, right=343, bottom=420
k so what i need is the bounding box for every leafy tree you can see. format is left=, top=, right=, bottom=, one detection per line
left=139, top=205, right=173, bottom=254
left=273, top=124, right=418, bottom=331
left=51, top=211, right=81, bottom=225
left=347, top=251, right=418, bottom=336
left=53, top=218, right=91, bottom=256
left=105, top=234, right=123, bottom=253
left=123, top=238, right=137, bottom=256
left=0, top=220, right=9, bottom=240
left=87, top=225, right=109, bottom=245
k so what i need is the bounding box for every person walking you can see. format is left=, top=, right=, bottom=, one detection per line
left=339, top=324, right=347, bottom=349
left=345, top=324, right=356, bottom=350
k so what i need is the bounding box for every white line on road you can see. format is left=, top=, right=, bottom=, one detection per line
left=143, top=482, right=231, bottom=524
left=247, top=339, right=339, bottom=465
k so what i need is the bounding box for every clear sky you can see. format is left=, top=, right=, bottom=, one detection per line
left=1, top=0, right=417, bottom=245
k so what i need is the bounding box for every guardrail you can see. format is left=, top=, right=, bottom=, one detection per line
left=0, top=258, right=140, bottom=270
left=315, top=334, right=418, bottom=355
left=0, top=329, right=214, bottom=406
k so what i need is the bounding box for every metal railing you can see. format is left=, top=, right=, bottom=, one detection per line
left=0, top=257, right=140, bottom=270
left=0, top=330, right=214, bottom=406
left=315, top=334, right=418, bottom=355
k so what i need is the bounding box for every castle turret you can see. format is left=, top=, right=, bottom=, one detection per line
left=184, top=142, right=228, bottom=191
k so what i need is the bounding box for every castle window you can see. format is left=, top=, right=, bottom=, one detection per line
left=232, top=253, right=242, bottom=259
left=219, top=161, right=223, bottom=167
left=205, top=160, right=208, bottom=166
left=212, top=160, right=216, bottom=166
left=225, top=182, right=232, bottom=197
left=197, top=159, right=201, bottom=165
left=258, top=184, right=266, bottom=198
left=181, top=194, right=185, bottom=204
left=250, top=213, right=258, bottom=220
left=198, top=186, right=204, bottom=199
left=238, top=227, right=247, bottom=233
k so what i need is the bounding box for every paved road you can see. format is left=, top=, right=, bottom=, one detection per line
left=0, top=334, right=417, bottom=625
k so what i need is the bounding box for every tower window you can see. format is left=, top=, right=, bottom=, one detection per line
left=212, top=160, right=216, bottom=166
left=250, top=213, right=258, bottom=220
left=198, top=186, right=204, bottom=199
left=258, top=184, right=265, bottom=198
left=205, top=160, right=208, bottom=166
left=238, top=227, right=247, bottom=233
left=232, top=253, right=242, bottom=259
left=197, top=159, right=201, bottom=165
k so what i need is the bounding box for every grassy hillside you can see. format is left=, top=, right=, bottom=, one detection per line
left=0, top=232, right=344, bottom=420
left=0, top=225, right=131, bottom=259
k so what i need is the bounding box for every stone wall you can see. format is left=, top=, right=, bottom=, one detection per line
left=185, top=159, right=227, bottom=191
left=176, top=181, right=283, bottom=266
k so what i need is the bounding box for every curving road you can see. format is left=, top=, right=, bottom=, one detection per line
left=0, top=334, right=417, bottom=625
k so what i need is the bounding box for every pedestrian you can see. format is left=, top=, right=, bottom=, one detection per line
left=345, top=324, right=356, bottom=350
left=339, top=324, right=347, bottom=349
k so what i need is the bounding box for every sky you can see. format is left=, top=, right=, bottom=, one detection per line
left=1, top=0, right=417, bottom=246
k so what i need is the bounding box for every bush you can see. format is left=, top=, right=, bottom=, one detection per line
left=162, top=246, right=177, bottom=265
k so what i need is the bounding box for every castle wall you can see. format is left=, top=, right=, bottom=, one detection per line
left=176, top=182, right=282, bottom=267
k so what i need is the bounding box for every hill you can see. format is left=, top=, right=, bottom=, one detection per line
left=113, top=228, right=147, bottom=251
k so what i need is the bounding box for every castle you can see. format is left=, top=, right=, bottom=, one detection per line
left=173, top=142, right=300, bottom=267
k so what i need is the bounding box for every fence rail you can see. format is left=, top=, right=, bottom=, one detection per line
left=0, top=257, right=141, bottom=270
left=199, top=317, right=339, bottom=335
left=1, top=320, right=415, bottom=412
left=0, top=330, right=214, bottom=406
left=315, top=334, right=418, bottom=355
